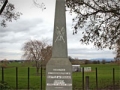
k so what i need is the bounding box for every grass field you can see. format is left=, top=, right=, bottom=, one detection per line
left=0, top=62, right=120, bottom=90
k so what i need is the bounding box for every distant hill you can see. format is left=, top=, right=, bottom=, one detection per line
left=90, top=58, right=114, bottom=61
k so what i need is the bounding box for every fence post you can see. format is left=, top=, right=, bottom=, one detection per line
left=113, top=68, right=115, bottom=90
left=96, top=67, right=98, bottom=90
left=16, top=67, right=18, bottom=90
left=82, top=67, right=84, bottom=90
left=28, top=67, right=30, bottom=90
left=1, top=67, right=4, bottom=83
left=85, top=76, right=89, bottom=90
left=41, top=65, right=42, bottom=90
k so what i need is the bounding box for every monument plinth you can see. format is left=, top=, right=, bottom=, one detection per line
left=46, top=0, right=72, bottom=90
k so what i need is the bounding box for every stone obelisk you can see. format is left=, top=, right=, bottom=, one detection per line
left=46, top=0, right=72, bottom=90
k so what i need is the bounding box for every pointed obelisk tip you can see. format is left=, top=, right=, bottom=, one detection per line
left=52, top=0, right=68, bottom=58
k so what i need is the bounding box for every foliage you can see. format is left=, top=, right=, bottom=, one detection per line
left=66, top=0, right=120, bottom=49
left=84, top=60, right=91, bottom=64
left=0, top=59, right=8, bottom=68
left=0, top=1, right=22, bottom=27
left=0, top=81, right=11, bottom=90
left=101, top=59, right=106, bottom=64
left=92, top=60, right=100, bottom=64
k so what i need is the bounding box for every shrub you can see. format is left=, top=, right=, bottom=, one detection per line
left=0, top=81, right=12, bottom=90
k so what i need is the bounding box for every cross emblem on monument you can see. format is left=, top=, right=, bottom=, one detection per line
left=55, top=26, right=65, bottom=43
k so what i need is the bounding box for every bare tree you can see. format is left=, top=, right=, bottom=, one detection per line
left=22, top=40, right=52, bottom=74
left=66, top=0, right=120, bottom=49
left=0, top=0, right=22, bottom=27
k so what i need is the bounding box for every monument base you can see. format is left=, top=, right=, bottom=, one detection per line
left=46, top=58, right=72, bottom=90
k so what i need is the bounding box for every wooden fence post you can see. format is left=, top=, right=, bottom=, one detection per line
left=16, top=67, right=18, bottom=90
left=28, top=67, right=30, bottom=90
left=1, top=67, right=4, bottom=83
left=96, top=67, right=98, bottom=90
left=41, top=65, right=42, bottom=90
left=85, top=76, right=89, bottom=90
left=82, top=67, right=84, bottom=90
left=113, top=68, right=115, bottom=90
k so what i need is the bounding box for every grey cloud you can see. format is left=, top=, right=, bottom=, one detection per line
left=0, top=18, right=43, bottom=33
left=0, top=43, right=22, bottom=50
left=0, top=51, right=20, bottom=56
left=68, top=48, right=115, bottom=59
left=68, top=48, right=113, bottom=54
left=0, top=32, right=29, bottom=44
left=0, top=17, right=45, bottom=44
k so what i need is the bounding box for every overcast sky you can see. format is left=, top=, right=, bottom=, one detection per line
left=0, top=0, right=115, bottom=60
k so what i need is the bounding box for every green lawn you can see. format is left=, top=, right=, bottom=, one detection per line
left=0, top=62, right=120, bottom=90
left=73, top=64, right=120, bottom=89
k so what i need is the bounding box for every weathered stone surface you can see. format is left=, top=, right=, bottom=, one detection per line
left=52, top=0, right=68, bottom=58
left=46, top=58, right=72, bottom=90
left=46, top=0, right=72, bottom=89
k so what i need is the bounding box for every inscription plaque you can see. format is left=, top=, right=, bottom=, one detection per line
left=46, top=58, right=72, bottom=90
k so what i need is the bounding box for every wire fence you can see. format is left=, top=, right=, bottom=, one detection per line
left=0, top=67, right=120, bottom=90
